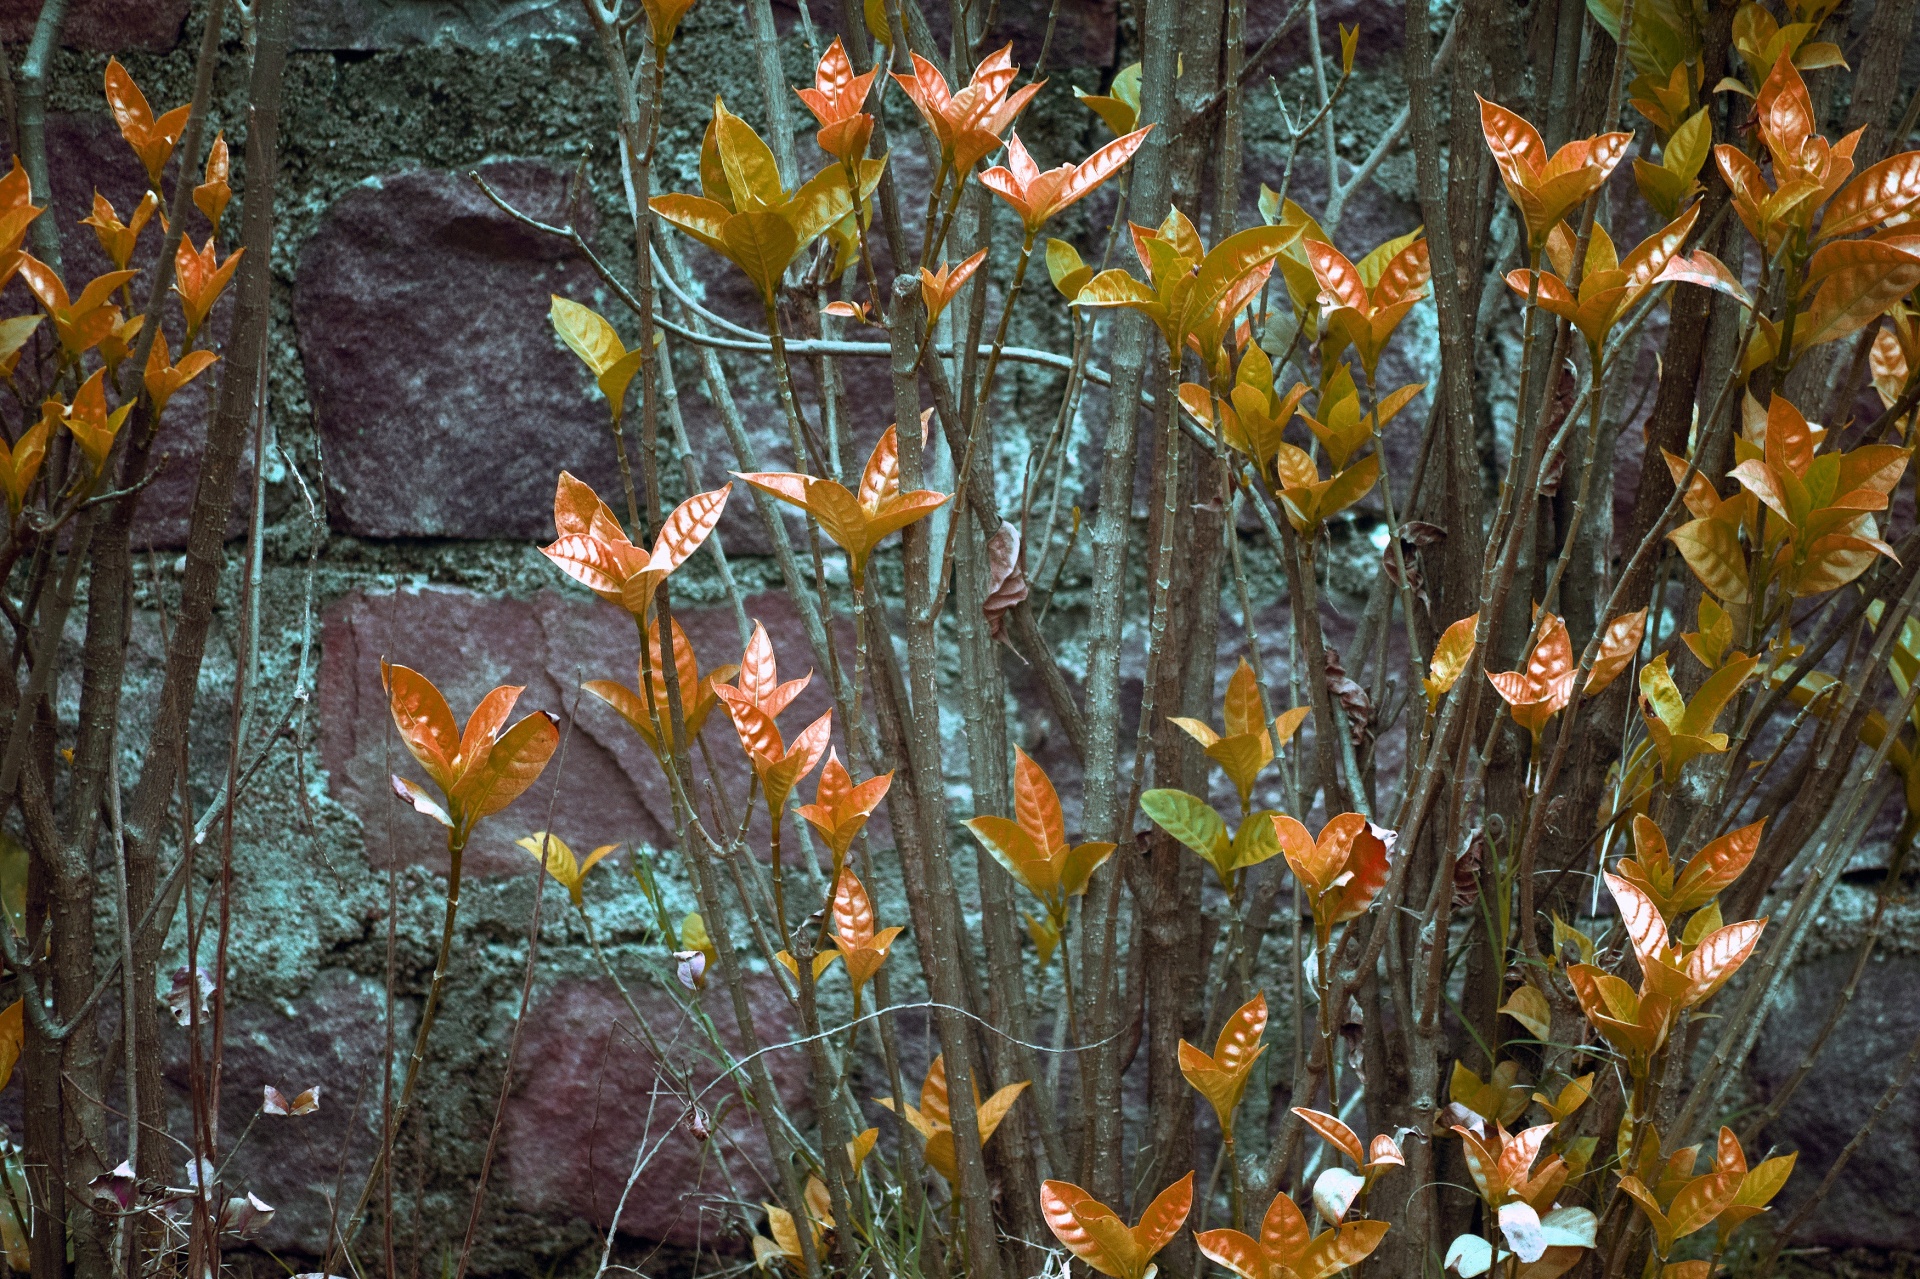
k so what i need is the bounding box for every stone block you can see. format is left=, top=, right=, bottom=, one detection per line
left=295, top=160, right=630, bottom=540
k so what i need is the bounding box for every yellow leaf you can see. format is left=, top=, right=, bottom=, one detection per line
left=1500, top=984, right=1551, bottom=1041
left=1424, top=613, right=1480, bottom=710
left=0, top=1000, right=19, bottom=1092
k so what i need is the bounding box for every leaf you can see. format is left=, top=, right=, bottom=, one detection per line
left=1042, top=1180, right=1162, bottom=1279
left=381, top=662, right=460, bottom=791
left=1229, top=811, right=1283, bottom=872
left=1141, top=788, right=1231, bottom=872
left=390, top=775, right=453, bottom=828
left=1793, top=240, right=1920, bottom=353
left=1047, top=237, right=1093, bottom=299
left=1293, top=1107, right=1365, bottom=1165
left=1681, top=653, right=1758, bottom=738
left=1673, top=820, right=1764, bottom=912
left=1653, top=249, right=1753, bottom=307
left=451, top=711, right=561, bottom=826
left=1425, top=613, right=1480, bottom=709
left=721, top=209, right=802, bottom=303
left=1315, top=1166, right=1366, bottom=1224
left=1501, top=985, right=1552, bottom=1041
left=965, top=815, right=1048, bottom=898
left=1821, top=152, right=1920, bottom=241
left=1668, top=517, right=1750, bottom=603
left=1585, top=609, right=1647, bottom=695
left=550, top=296, right=627, bottom=377
left=0, top=1000, right=21, bottom=1093
left=1013, top=747, right=1067, bottom=856
left=652, top=485, right=733, bottom=574
left=262, top=1084, right=321, bottom=1116
left=1499, top=1202, right=1550, bottom=1264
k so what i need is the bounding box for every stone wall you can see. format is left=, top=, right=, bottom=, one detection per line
left=22, top=0, right=1920, bottom=1274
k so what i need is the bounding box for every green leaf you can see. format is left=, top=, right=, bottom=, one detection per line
left=1140, top=788, right=1230, bottom=869
left=1230, top=810, right=1283, bottom=872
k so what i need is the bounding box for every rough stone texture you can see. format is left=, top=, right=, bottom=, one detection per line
left=0, top=0, right=190, bottom=50
left=161, top=969, right=410, bottom=1255
left=1753, top=949, right=1920, bottom=1251
left=292, top=0, right=589, bottom=51
left=317, top=584, right=842, bottom=875
left=501, top=976, right=810, bottom=1248
left=295, top=160, right=638, bottom=541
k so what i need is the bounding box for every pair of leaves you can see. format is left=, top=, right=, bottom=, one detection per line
left=965, top=749, right=1115, bottom=922
left=980, top=127, right=1151, bottom=235
left=18, top=256, right=135, bottom=357
left=551, top=297, right=648, bottom=418
left=1488, top=614, right=1575, bottom=735
left=1177, top=994, right=1267, bottom=1135
left=1073, top=207, right=1301, bottom=359
left=172, top=236, right=243, bottom=336
left=877, top=1055, right=1028, bottom=1185
left=1042, top=1173, right=1193, bottom=1279
left=1141, top=789, right=1281, bottom=888
left=540, top=472, right=731, bottom=621
left=1604, top=871, right=1768, bottom=1011
left=1613, top=814, right=1763, bottom=924
left=144, top=332, right=218, bottom=422
left=0, top=409, right=49, bottom=511
left=1565, top=964, right=1673, bottom=1066
left=1302, top=236, right=1431, bottom=378
left=1478, top=96, right=1632, bottom=247
left=893, top=44, right=1043, bottom=175
left=51, top=369, right=135, bottom=476
left=1453, top=1121, right=1562, bottom=1210
left=823, top=868, right=902, bottom=1004
left=1638, top=651, right=1758, bottom=783
left=1504, top=204, right=1699, bottom=354
left=1174, top=341, right=1313, bottom=479
left=1274, top=812, right=1392, bottom=941
left=1194, top=1186, right=1387, bottom=1279
left=584, top=615, right=738, bottom=761
left=795, top=749, right=892, bottom=869
left=383, top=663, right=561, bottom=841
left=105, top=57, right=189, bottom=185
left=1293, top=1107, right=1405, bottom=1185
left=795, top=37, right=879, bottom=163
left=80, top=190, right=156, bottom=271
left=653, top=99, right=884, bottom=304
left=1075, top=62, right=1142, bottom=136
left=516, top=832, right=618, bottom=908
left=736, top=422, right=949, bottom=587
left=1270, top=444, right=1381, bottom=537
left=1633, top=108, right=1712, bottom=216
left=1295, top=366, right=1423, bottom=472
left=1166, top=656, right=1309, bottom=812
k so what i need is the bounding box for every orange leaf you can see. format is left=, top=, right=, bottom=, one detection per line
left=1584, top=609, right=1647, bottom=695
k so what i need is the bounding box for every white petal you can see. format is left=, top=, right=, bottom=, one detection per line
left=1312, top=1166, right=1366, bottom=1224
left=1446, top=1234, right=1495, bottom=1277
left=1499, top=1202, right=1550, bottom=1264
left=1538, top=1207, right=1598, bottom=1249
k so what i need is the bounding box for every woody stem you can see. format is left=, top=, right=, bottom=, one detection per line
left=343, top=825, right=466, bottom=1242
